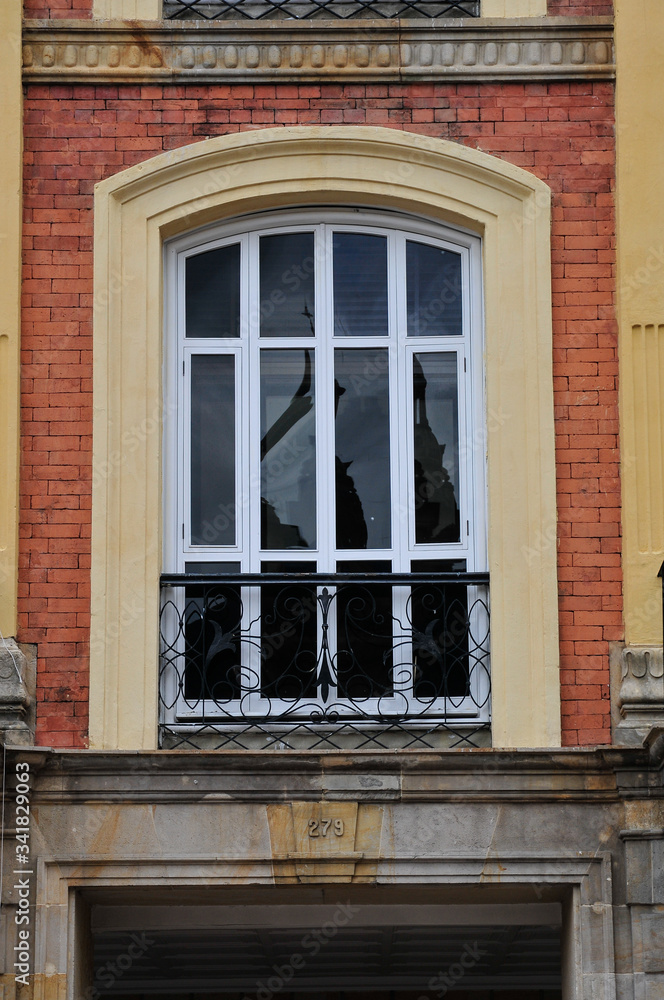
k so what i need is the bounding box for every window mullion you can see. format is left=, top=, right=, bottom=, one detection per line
left=392, top=231, right=409, bottom=574
left=247, top=230, right=261, bottom=575
left=318, top=223, right=335, bottom=573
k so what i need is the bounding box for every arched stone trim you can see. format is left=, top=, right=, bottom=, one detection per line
left=91, top=125, right=559, bottom=749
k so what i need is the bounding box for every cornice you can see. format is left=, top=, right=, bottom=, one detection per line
left=22, top=17, right=614, bottom=83
left=4, top=744, right=656, bottom=804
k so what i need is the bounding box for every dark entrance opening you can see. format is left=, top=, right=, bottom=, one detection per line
left=88, top=894, right=562, bottom=998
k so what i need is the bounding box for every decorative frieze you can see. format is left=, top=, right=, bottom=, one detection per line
left=22, top=19, right=614, bottom=82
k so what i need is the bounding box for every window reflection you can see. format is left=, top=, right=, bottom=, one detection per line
left=260, top=349, right=316, bottom=549
left=334, top=349, right=391, bottom=549
left=260, top=233, right=315, bottom=337
left=407, top=240, right=462, bottom=337
left=190, top=355, right=236, bottom=546
left=333, top=233, right=388, bottom=337
left=413, top=353, right=460, bottom=543
left=186, top=244, right=241, bottom=339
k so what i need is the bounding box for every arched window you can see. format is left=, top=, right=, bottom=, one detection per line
left=161, top=209, right=489, bottom=747
left=90, top=128, right=560, bottom=751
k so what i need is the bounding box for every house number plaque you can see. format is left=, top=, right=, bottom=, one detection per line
left=307, top=818, right=345, bottom=838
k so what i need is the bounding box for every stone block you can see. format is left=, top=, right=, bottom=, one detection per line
left=615, top=645, right=664, bottom=745
left=0, top=640, right=35, bottom=746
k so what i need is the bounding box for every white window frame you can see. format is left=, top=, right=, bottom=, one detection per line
left=163, top=207, right=488, bottom=726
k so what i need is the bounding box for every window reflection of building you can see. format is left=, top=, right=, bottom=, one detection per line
left=413, top=354, right=460, bottom=544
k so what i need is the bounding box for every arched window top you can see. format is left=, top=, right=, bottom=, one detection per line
left=164, top=208, right=485, bottom=573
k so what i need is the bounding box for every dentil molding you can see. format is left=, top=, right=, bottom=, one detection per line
left=22, top=18, right=614, bottom=83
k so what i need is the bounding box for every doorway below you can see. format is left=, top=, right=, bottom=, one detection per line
left=90, top=900, right=563, bottom=997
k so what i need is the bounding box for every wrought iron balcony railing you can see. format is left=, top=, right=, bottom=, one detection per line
left=163, top=0, right=479, bottom=20
left=159, top=571, right=490, bottom=749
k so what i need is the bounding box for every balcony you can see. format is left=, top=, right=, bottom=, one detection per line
left=163, top=0, right=478, bottom=18
left=159, top=571, right=490, bottom=750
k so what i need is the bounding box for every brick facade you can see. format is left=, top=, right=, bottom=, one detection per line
left=548, top=1, right=613, bottom=15
left=20, top=80, right=617, bottom=748
left=23, top=0, right=93, bottom=17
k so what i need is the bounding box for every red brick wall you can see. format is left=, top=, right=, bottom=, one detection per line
left=23, top=0, right=93, bottom=17
left=21, top=81, right=617, bottom=748
left=548, top=0, right=613, bottom=14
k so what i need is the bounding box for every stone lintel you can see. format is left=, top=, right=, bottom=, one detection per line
left=3, top=743, right=655, bottom=804
left=22, top=17, right=614, bottom=83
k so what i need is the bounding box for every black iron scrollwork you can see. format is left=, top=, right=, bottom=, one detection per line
left=159, top=571, right=490, bottom=750
left=164, top=0, right=478, bottom=20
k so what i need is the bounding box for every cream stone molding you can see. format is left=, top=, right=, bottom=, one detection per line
left=616, top=0, right=664, bottom=647
left=90, top=125, right=559, bottom=751
left=23, top=19, right=614, bottom=83
left=482, top=0, right=546, bottom=14
left=94, top=0, right=159, bottom=17
left=0, top=0, right=22, bottom=638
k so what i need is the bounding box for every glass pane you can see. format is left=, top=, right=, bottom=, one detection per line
left=186, top=244, right=240, bottom=339
left=334, top=349, right=391, bottom=549
left=411, top=560, right=469, bottom=700
left=336, top=560, right=392, bottom=699
left=413, top=352, right=460, bottom=543
left=407, top=240, right=462, bottom=337
left=183, top=562, right=243, bottom=703
left=261, top=350, right=316, bottom=549
left=260, top=561, right=317, bottom=700
left=333, top=233, right=388, bottom=337
left=260, top=233, right=315, bottom=337
left=190, top=355, right=236, bottom=546
left=184, top=562, right=241, bottom=574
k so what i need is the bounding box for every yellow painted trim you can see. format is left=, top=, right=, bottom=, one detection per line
left=91, top=126, right=559, bottom=750
left=0, top=0, right=22, bottom=639
left=93, top=0, right=160, bottom=17
left=616, top=0, right=664, bottom=645
left=482, top=0, right=547, bottom=16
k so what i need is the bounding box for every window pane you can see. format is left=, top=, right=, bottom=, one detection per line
left=183, top=562, right=243, bottom=703
left=184, top=562, right=241, bottom=574
left=336, top=560, right=393, bottom=699
left=190, top=355, right=236, bottom=546
left=413, top=353, right=460, bottom=543
left=407, top=240, right=462, bottom=337
left=260, top=233, right=315, bottom=337
left=260, top=561, right=317, bottom=699
left=186, top=244, right=240, bottom=339
left=334, top=349, right=391, bottom=549
left=261, top=349, right=316, bottom=549
left=333, top=233, right=388, bottom=337
left=411, top=559, right=469, bottom=700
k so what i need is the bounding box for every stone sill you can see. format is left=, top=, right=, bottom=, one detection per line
left=22, top=17, right=614, bottom=82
